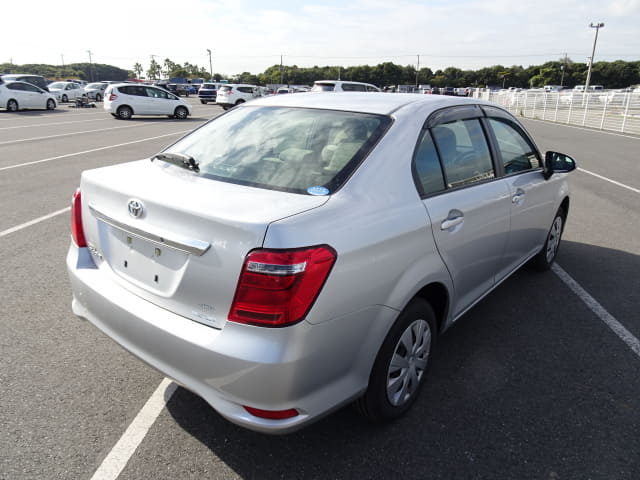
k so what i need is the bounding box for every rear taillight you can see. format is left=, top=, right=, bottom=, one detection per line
left=108, top=93, right=117, bottom=101
left=71, top=188, right=87, bottom=247
left=228, top=246, right=337, bottom=327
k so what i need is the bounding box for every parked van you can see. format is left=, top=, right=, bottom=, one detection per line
left=311, top=80, right=380, bottom=92
left=573, top=85, right=604, bottom=92
left=544, top=85, right=564, bottom=92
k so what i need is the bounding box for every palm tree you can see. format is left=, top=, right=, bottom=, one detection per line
left=133, top=62, right=143, bottom=79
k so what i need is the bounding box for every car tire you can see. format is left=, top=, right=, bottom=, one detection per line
left=355, top=298, right=436, bottom=422
left=174, top=106, right=188, bottom=119
left=235, top=99, right=245, bottom=106
left=222, top=106, right=230, bottom=111
left=62, top=94, right=68, bottom=103
left=6, top=99, right=19, bottom=112
left=116, top=106, right=133, bottom=120
left=46, top=99, right=56, bottom=110
left=96, top=93, right=102, bottom=102
left=200, top=100, right=207, bottom=104
left=531, top=207, right=565, bottom=271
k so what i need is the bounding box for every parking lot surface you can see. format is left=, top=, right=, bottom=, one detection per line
left=1, top=99, right=639, bottom=480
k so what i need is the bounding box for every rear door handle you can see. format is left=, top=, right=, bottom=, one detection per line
left=441, top=211, right=464, bottom=230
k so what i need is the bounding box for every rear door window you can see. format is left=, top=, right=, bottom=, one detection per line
left=431, top=119, right=495, bottom=189
left=311, top=83, right=335, bottom=92
left=341, top=83, right=366, bottom=92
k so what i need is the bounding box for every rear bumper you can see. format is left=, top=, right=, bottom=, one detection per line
left=67, top=244, right=395, bottom=433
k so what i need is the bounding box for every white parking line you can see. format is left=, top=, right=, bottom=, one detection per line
left=0, top=118, right=110, bottom=130
left=0, top=124, right=147, bottom=145
left=552, top=264, right=640, bottom=358
left=0, top=130, right=189, bottom=172
left=89, top=378, right=177, bottom=480
left=578, top=168, right=640, bottom=194
left=0, top=207, right=70, bottom=238
left=0, top=111, right=108, bottom=121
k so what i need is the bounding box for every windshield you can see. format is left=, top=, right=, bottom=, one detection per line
left=48, top=82, right=66, bottom=89
left=163, top=106, right=391, bottom=195
left=311, top=83, right=335, bottom=92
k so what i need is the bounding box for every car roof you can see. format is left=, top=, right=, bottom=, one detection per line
left=247, top=92, right=495, bottom=116
left=314, top=80, right=376, bottom=86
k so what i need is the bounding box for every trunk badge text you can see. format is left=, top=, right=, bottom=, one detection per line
left=127, top=199, right=145, bottom=218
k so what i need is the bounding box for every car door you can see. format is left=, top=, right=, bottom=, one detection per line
left=23, top=82, right=46, bottom=108
left=414, top=112, right=511, bottom=318
left=482, top=111, right=558, bottom=280
left=145, top=87, right=178, bottom=114
left=7, top=82, right=32, bottom=108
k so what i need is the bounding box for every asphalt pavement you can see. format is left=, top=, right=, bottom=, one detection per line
left=1, top=99, right=638, bottom=480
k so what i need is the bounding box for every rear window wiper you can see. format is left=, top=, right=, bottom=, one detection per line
left=151, top=152, right=200, bottom=172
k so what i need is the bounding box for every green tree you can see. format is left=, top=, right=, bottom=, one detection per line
left=133, top=63, right=143, bottom=79
left=147, top=59, right=162, bottom=80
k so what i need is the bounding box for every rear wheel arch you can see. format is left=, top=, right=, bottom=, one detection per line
left=413, top=282, right=449, bottom=333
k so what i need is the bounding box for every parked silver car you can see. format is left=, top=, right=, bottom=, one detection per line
left=84, top=82, right=108, bottom=102
left=67, top=93, right=576, bottom=433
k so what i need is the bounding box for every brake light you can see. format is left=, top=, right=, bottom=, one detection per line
left=229, top=246, right=337, bottom=327
left=71, top=188, right=87, bottom=247
left=243, top=406, right=299, bottom=419
left=108, top=93, right=117, bottom=101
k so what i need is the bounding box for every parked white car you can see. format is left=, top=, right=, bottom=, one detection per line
left=48, top=81, right=85, bottom=102
left=104, top=84, right=191, bottom=119
left=68, top=93, right=576, bottom=433
left=0, top=81, right=57, bottom=111
left=215, top=84, right=263, bottom=110
left=311, top=80, right=380, bottom=92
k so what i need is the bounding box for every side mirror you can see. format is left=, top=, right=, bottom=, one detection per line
left=544, top=151, right=577, bottom=179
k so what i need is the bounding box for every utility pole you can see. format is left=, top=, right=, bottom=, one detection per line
left=584, top=22, right=604, bottom=94
left=416, top=54, right=420, bottom=88
left=279, top=55, right=283, bottom=85
left=87, top=50, right=94, bottom=82
left=207, top=49, right=213, bottom=80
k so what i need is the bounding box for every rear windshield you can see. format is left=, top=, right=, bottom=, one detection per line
left=201, top=84, right=216, bottom=89
left=163, top=106, right=392, bottom=195
left=311, top=83, right=335, bottom=92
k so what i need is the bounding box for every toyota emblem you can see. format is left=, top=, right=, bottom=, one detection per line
left=127, top=199, right=144, bottom=218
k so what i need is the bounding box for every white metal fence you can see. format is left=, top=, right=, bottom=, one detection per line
left=474, top=90, right=640, bottom=136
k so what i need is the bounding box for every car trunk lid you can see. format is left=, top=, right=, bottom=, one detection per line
left=79, top=159, right=329, bottom=329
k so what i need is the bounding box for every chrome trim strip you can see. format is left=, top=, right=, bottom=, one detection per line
left=88, top=204, right=210, bottom=256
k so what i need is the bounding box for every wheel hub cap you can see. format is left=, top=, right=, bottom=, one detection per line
left=386, top=319, right=431, bottom=407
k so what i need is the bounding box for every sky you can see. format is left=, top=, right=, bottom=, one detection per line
left=4, top=0, right=640, bottom=77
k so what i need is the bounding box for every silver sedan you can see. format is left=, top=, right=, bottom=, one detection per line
left=67, top=93, right=576, bottom=433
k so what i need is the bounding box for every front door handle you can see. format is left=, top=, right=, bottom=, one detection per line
left=441, top=211, right=464, bottom=230
left=512, top=188, right=525, bottom=204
